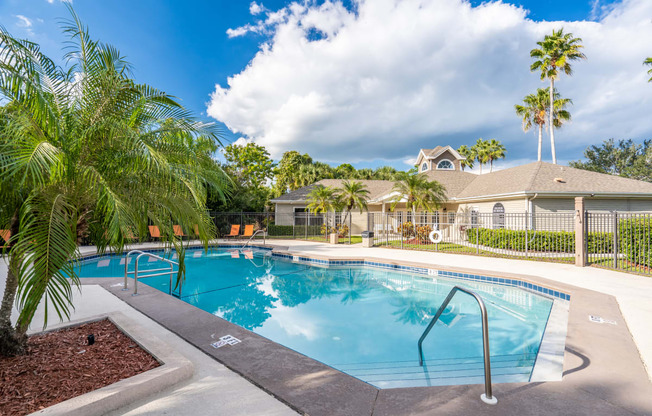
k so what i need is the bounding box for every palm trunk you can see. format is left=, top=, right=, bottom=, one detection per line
left=537, top=124, right=543, bottom=162
left=0, top=214, right=27, bottom=356
left=549, top=78, right=557, bottom=164
left=490, top=159, right=494, bottom=173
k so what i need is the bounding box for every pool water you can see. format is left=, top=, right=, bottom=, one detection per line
left=76, top=247, right=553, bottom=388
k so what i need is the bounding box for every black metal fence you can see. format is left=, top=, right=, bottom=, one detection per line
left=367, top=211, right=576, bottom=263
left=586, top=212, right=652, bottom=275
left=209, top=211, right=355, bottom=244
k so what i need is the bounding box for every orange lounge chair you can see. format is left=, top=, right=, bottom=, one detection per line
left=0, top=230, right=10, bottom=249
left=224, top=225, right=240, bottom=238
left=173, top=225, right=186, bottom=237
left=148, top=225, right=161, bottom=240
left=242, top=225, right=254, bottom=239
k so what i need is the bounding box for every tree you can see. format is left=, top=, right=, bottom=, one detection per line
left=530, top=28, right=586, bottom=164
left=569, top=139, right=652, bottom=182
left=485, top=139, right=506, bottom=173
left=0, top=7, right=224, bottom=356
left=373, top=166, right=400, bottom=180
left=457, top=145, right=475, bottom=171
left=273, top=151, right=313, bottom=194
left=471, top=139, right=490, bottom=174
left=515, top=89, right=548, bottom=161
left=645, top=57, right=652, bottom=82
left=390, top=173, right=447, bottom=215
left=306, top=185, right=340, bottom=214
left=222, top=142, right=275, bottom=189
left=337, top=180, right=369, bottom=223
left=515, top=88, right=571, bottom=162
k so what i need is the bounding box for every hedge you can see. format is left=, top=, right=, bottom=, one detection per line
left=267, top=224, right=322, bottom=236
left=465, top=228, right=613, bottom=254
left=618, top=218, right=652, bottom=267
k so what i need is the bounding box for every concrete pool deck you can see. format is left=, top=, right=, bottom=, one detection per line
left=2, top=240, right=652, bottom=415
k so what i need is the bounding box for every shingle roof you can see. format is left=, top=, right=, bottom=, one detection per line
left=271, top=161, right=652, bottom=204
left=455, top=162, right=652, bottom=199
left=270, top=179, right=396, bottom=203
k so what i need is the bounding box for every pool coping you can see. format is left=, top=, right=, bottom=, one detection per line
left=79, top=243, right=652, bottom=415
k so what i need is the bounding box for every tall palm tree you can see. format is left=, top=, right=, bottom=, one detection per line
left=457, top=145, right=475, bottom=171
left=337, top=180, right=369, bottom=224
left=485, top=139, right=506, bottom=173
left=471, top=138, right=490, bottom=174
left=645, top=57, right=652, bottom=82
left=390, top=173, right=447, bottom=215
left=306, top=185, right=339, bottom=214
left=515, top=89, right=548, bottom=161
left=530, top=28, right=586, bottom=164
left=0, top=7, right=226, bottom=356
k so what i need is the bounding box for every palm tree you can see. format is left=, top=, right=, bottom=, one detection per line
left=457, top=145, right=475, bottom=171
left=373, top=166, right=400, bottom=180
left=306, top=185, right=339, bottom=214
left=645, top=57, right=652, bottom=82
left=485, top=139, right=506, bottom=173
left=0, top=7, right=225, bottom=356
left=515, top=89, right=548, bottom=161
left=471, top=139, right=490, bottom=174
left=337, top=180, right=369, bottom=224
left=530, top=28, right=586, bottom=164
left=390, top=173, right=447, bottom=215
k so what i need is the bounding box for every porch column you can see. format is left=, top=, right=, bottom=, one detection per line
left=575, top=197, right=586, bottom=267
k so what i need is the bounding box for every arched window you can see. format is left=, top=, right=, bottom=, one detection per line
left=492, top=203, right=505, bottom=229
left=437, top=159, right=454, bottom=170
left=421, top=162, right=428, bottom=172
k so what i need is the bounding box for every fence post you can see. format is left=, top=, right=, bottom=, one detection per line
left=349, top=211, right=352, bottom=245
left=613, top=211, right=618, bottom=269
left=525, top=214, right=529, bottom=259
left=574, top=197, right=586, bottom=267
left=305, top=212, right=308, bottom=240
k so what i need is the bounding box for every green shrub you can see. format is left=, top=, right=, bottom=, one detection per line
left=267, top=224, right=321, bottom=236
left=465, top=228, right=613, bottom=254
left=618, top=218, right=652, bottom=267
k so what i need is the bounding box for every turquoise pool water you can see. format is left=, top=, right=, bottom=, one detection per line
left=77, top=247, right=553, bottom=388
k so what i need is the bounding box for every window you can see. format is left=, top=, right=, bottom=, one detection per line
left=492, top=203, right=505, bottom=229
left=437, top=159, right=454, bottom=170
left=421, top=162, right=428, bottom=172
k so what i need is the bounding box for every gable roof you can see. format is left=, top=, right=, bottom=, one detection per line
left=271, top=162, right=652, bottom=204
left=270, top=179, right=396, bottom=203
left=455, top=162, right=652, bottom=199
left=416, top=145, right=465, bottom=166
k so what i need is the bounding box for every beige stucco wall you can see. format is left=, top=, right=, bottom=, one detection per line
left=274, top=203, right=303, bottom=226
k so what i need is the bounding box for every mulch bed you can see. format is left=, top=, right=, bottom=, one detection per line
left=0, top=319, right=160, bottom=416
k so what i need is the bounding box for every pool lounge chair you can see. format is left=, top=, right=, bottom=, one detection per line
left=173, top=225, right=186, bottom=237
left=224, top=225, right=240, bottom=238
left=0, top=229, right=10, bottom=249
left=148, top=225, right=161, bottom=240
left=242, top=224, right=254, bottom=239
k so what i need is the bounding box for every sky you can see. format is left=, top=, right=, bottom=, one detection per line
left=1, top=0, right=651, bottom=173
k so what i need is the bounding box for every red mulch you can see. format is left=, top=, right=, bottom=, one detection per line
left=0, top=319, right=159, bottom=416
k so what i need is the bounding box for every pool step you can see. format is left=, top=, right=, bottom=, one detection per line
left=335, top=355, right=535, bottom=388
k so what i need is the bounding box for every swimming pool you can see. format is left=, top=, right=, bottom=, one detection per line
left=77, top=247, right=555, bottom=388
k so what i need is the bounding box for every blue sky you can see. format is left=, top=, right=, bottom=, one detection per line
left=1, top=0, right=650, bottom=172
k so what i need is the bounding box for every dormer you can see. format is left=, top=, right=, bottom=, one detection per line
left=415, top=146, right=465, bottom=172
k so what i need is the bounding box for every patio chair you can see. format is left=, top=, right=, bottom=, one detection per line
left=242, top=224, right=254, bottom=239
left=0, top=229, right=10, bottom=249
left=148, top=225, right=161, bottom=240
left=173, top=225, right=186, bottom=237
left=224, top=225, right=240, bottom=238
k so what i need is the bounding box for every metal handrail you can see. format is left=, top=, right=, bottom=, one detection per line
left=242, top=229, right=266, bottom=248
left=123, top=250, right=179, bottom=296
left=417, top=285, right=497, bottom=405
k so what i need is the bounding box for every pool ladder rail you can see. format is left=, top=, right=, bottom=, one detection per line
left=417, top=285, right=497, bottom=405
left=123, top=250, right=181, bottom=297
left=242, top=229, right=266, bottom=249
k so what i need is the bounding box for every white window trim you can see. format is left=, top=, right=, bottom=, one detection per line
left=436, top=159, right=455, bottom=170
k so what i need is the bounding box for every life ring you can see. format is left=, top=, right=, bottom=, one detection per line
left=429, top=230, right=442, bottom=244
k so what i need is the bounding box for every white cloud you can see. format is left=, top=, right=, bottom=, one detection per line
left=15, top=15, right=33, bottom=28
left=209, top=0, right=652, bottom=165
left=250, top=1, right=265, bottom=15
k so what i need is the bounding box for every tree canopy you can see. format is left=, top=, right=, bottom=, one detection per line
left=569, top=139, right=652, bottom=182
